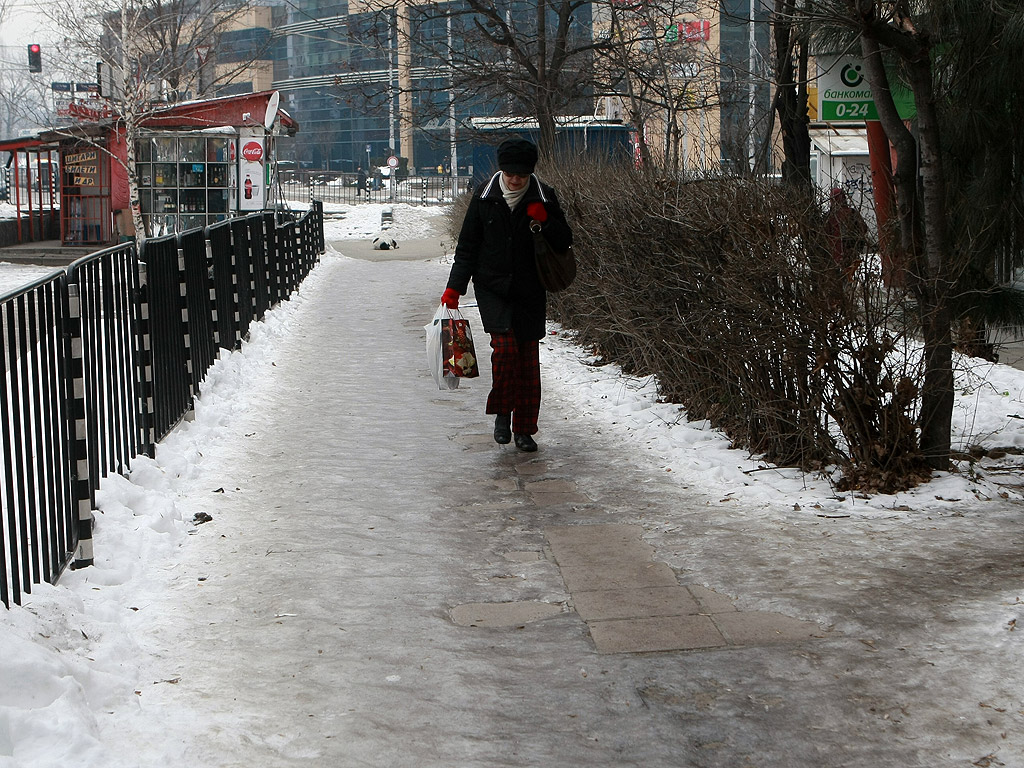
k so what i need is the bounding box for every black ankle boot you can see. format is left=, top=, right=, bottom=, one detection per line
left=493, top=414, right=512, bottom=444
left=514, top=433, right=538, bottom=452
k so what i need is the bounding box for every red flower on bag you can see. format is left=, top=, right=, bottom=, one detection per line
left=527, top=202, right=547, bottom=222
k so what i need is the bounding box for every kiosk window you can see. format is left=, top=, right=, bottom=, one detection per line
left=136, top=133, right=245, bottom=234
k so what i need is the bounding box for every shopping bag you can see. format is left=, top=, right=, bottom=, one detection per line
left=441, top=317, right=480, bottom=379
left=424, top=303, right=478, bottom=390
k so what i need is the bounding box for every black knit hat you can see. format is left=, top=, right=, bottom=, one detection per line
left=497, top=138, right=538, bottom=175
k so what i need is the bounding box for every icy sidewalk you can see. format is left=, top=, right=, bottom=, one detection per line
left=7, top=240, right=1022, bottom=767
left=89, top=248, right=1022, bottom=767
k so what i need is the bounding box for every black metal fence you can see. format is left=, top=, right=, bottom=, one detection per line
left=0, top=202, right=324, bottom=607
left=278, top=172, right=473, bottom=206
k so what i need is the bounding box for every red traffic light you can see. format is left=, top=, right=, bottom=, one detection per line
left=27, top=44, right=42, bottom=73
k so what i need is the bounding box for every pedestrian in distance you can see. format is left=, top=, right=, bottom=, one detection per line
left=356, top=166, right=367, bottom=198
left=440, top=137, right=573, bottom=452
left=825, top=186, right=868, bottom=275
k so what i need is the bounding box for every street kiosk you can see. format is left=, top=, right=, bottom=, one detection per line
left=0, top=90, right=298, bottom=247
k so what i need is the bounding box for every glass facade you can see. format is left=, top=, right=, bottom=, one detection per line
left=718, top=0, right=772, bottom=172
left=244, top=0, right=596, bottom=174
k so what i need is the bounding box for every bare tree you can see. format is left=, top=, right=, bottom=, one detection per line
left=0, top=67, right=50, bottom=137
left=597, top=0, right=722, bottom=172
left=799, top=0, right=1024, bottom=469
left=355, top=0, right=617, bottom=160
left=830, top=0, right=950, bottom=469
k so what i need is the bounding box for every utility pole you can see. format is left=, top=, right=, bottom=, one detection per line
left=747, top=0, right=757, bottom=171
left=397, top=1, right=414, bottom=171
left=447, top=11, right=457, bottom=198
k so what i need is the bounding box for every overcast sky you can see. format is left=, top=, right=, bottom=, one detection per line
left=3, top=0, right=49, bottom=43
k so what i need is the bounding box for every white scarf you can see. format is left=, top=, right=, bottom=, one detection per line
left=499, top=173, right=529, bottom=211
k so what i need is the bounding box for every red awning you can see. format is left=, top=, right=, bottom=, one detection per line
left=0, top=136, right=52, bottom=153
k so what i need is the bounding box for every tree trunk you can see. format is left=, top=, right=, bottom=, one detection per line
left=536, top=99, right=558, bottom=159
left=122, top=0, right=148, bottom=244
left=772, top=0, right=811, bottom=190
left=859, top=22, right=952, bottom=469
left=907, top=54, right=954, bottom=468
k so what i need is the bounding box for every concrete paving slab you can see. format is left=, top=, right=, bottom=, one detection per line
left=558, top=561, right=679, bottom=593
left=514, top=461, right=554, bottom=475
left=524, top=479, right=578, bottom=493
left=546, top=537, right=656, bottom=566
left=686, top=584, right=739, bottom=614
left=711, top=611, right=828, bottom=645
left=571, top=586, right=701, bottom=621
left=545, top=523, right=643, bottom=545
left=587, top=614, right=727, bottom=654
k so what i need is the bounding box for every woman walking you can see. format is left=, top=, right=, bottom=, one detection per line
left=440, top=138, right=573, bottom=452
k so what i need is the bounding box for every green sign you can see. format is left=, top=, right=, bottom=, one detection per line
left=818, top=55, right=916, bottom=122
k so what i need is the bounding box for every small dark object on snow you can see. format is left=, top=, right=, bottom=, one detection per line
left=193, top=512, right=214, bottom=524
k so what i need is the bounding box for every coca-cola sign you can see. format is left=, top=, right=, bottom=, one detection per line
left=241, top=141, right=264, bottom=162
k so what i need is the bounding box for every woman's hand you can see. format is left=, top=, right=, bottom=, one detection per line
left=441, top=288, right=461, bottom=309
left=527, top=202, right=547, bottom=223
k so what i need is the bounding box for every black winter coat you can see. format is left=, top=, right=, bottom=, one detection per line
left=446, top=173, right=573, bottom=342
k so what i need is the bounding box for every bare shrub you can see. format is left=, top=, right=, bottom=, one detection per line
left=538, top=156, right=930, bottom=492
left=443, top=190, right=473, bottom=245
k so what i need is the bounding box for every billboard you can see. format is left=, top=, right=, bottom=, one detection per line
left=817, top=55, right=916, bottom=123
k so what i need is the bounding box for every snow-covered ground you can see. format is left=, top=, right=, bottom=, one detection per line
left=1, top=201, right=1023, bottom=766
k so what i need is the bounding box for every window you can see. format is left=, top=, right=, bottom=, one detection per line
left=136, top=133, right=236, bottom=236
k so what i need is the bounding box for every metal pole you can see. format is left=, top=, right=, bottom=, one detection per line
left=447, top=9, right=458, bottom=199
left=389, top=13, right=396, bottom=156
left=748, top=0, right=756, bottom=171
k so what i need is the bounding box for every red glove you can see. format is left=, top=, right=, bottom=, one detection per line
left=527, top=202, right=548, bottom=223
left=441, top=288, right=460, bottom=309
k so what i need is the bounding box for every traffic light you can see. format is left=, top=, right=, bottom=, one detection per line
left=27, top=44, right=42, bottom=73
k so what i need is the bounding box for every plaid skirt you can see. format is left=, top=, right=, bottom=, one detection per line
left=485, top=332, right=540, bottom=435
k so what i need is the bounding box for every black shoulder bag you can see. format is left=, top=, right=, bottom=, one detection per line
left=529, top=219, right=577, bottom=292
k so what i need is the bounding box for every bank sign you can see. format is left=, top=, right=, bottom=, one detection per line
left=818, top=55, right=915, bottom=122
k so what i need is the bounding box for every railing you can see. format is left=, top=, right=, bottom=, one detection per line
left=0, top=202, right=325, bottom=607
left=278, top=172, right=473, bottom=206
left=0, top=272, right=78, bottom=608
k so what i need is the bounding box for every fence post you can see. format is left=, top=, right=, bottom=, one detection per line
left=136, top=261, right=156, bottom=456
left=295, top=218, right=306, bottom=280
left=313, top=199, right=324, bottom=253
left=67, top=283, right=93, bottom=569
left=205, top=235, right=223, bottom=349
left=176, top=240, right=197, bottom=417
left=262, top=213, right=279, bottom=306
left=422, top=177, right=427, bottom=205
